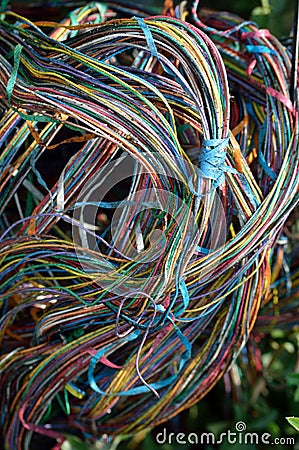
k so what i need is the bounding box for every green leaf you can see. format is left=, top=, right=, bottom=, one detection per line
left=249, top=409, right=278, bottom=431
left=286, top=373, right=299, bottom=385
left=61, top=436, right=90, bottom=450
left=220, top=441, right=257, bottom=450
left=286, top=417, right=299, bottom=432
left=271, top=329, right=285, bottom=339
left=251, top=6, right=269, bottom=16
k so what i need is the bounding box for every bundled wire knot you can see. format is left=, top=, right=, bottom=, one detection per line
left=198, top=137, right=231, bottom=186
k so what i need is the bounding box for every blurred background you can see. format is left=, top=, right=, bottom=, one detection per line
left=9, top=0, right=296, bottom=36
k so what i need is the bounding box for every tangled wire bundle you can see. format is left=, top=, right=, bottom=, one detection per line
left=0, top=1, right=298, bottom=449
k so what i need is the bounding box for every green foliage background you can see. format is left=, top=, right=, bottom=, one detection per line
left=8, top=0, right=297, bottom=448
